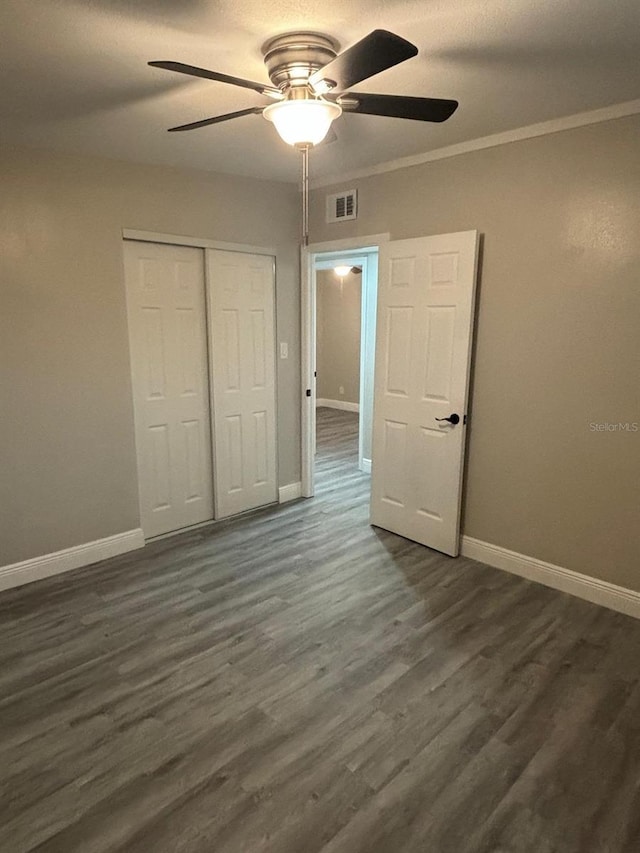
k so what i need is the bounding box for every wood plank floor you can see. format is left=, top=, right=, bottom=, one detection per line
left=2, top=406, right=640, bottom=852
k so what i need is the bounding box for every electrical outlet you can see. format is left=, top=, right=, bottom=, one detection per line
left=339, top=386, right=344, bottom=395
left=280, top=342, right=288, bottom=359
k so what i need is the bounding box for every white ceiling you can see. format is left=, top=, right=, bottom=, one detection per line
left=3, top=0, right=640, bottom=184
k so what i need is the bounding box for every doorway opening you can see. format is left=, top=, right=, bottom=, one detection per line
left=314, top=249, right=379, bottom=488
left=301, top=235, right=388, bottom=499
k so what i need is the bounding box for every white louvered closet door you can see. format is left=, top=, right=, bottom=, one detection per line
left=207, top=250, right=277, bottom=518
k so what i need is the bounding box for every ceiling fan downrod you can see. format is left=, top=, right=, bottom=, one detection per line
left=300, top=144, right=309, bottom=247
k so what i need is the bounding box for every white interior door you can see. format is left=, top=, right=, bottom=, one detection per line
left=124, top=240, right=214, bottom=539
left=370, top=231, right=479, bottom=556
left=207, top=250, right=277, bottom=518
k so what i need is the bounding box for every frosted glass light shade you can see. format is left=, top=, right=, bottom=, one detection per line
left=334, top=265, right=351, bottom=277
left=264, top=99, right=342, bottom=146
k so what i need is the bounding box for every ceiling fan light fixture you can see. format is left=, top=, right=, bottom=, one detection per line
left=263, top=98, right=342, bottom=147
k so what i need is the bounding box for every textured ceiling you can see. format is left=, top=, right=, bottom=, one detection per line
left=2, top=0, right=640, bottom=183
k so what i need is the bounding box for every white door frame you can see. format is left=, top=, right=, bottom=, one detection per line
left=301, top=233, right=390, bottom=497
left=122, top=229, right=277, bottom=258
left=122, top=228, right=278, bottom=538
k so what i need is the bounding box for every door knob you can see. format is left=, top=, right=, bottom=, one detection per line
left=435, top=413, right=460, bottom=425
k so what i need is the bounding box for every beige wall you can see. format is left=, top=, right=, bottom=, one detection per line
left=316, top=269, right=361, bottom=404
left=0, top=145, right=299, bottom=566
left=310, top=115, right=640, bottom=591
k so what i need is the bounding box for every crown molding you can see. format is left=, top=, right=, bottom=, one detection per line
left=310, top=98, right=640, bottom=190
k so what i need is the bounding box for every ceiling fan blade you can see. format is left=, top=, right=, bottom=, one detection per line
left=309, top=30, right=417, bottom=94
left=168, top=107, right=264, bottom=132
left=339, top=93, right=458, bottom=122
left=149, top=61, right=283, bottom=99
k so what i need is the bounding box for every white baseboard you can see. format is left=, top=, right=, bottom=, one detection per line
left=0, top=528, right=145, bottom=593
left=316, top=398, right=360, bottom=413
left=360, top=458, right=372, bottom=474
left=461, top=536, right=640, bottom=620
left=278, top=482, right=302, bottom=503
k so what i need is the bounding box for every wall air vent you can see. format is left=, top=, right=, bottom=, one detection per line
left=326, top=189, right=358, bottom=224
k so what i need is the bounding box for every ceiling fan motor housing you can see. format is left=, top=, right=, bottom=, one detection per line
left=262, top=32, right=340, bottom=91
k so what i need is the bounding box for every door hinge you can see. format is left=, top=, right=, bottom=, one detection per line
left=464, top=414, right=468, bottom=425
left=306, top=389, right=311, bottom=397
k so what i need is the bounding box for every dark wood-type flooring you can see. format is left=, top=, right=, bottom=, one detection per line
left=2, top=407, right=640, bottom=852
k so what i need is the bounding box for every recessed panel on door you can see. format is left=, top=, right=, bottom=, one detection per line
left=141, top=307, right=167, bottom=400
left=417, top=427, right=446, bottom=521
left=385, top=307, right=413, bottom=397
left=252, top=410, right=269, bottom=486
left=424, top=305, right=456, bottom=402
left=176, top=308, right=200, bottom=396
left=382, top=420, right=407, bottom=507
left=250, top=310, right=267, bottom=389
left=148, top=424, right=171, bottom=511
left=223, top=310, right=241, bottom=391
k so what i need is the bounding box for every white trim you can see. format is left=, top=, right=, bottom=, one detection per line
left=306, top=234, right=390, bottom=254
left=315, top=254, right=369, bottom=270
left=360, top=458, right=372, bottom=474
left=310, top=98, right=640, bottom=189
left=122, top=229, right=276, bottom=257
left=300, top=244, right=315, bottom=498
left=316, top=398, right=360, bottom=412
left=358, top=251, right=378, bottom=477
left=461, top=536, right=640, bottom=620
left=278, top=482, right=302, bottom=503
left=0, top=529, right=145, bottom=593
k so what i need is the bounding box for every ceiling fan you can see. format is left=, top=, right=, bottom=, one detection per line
left=148, top=30, right=458, bottom=148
